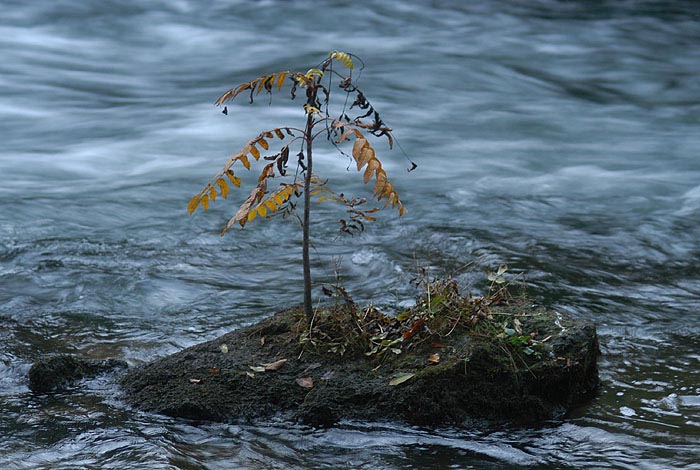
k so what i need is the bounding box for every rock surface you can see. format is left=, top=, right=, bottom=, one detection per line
left=120, top=307, right=599, bottom=426
left=29, top=355, right=128, bottom=393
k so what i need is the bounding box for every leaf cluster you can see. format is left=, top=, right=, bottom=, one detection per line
left=188, top=51, right=406, bottom=237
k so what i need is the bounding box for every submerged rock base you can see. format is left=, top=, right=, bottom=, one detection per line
left=29, top=355, right=127, bottom=393
left=120, top=306, right=599, bottom=427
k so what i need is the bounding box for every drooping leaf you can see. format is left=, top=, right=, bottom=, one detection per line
left=209, top=186, right=217, bottom=202
left=187, top=195, right=200, bottom=214
left=226, top=171, right=242, bottom=187
left=352, top=138, right=367, bottom=166
left=258, top=138, right=269, bottom=150
left=363, top=159, right=380, bottom=184
left=329, top=51, right=354, bottom=70
left=276, top=72, right=287, bottom=90
left=247, top=207, right=257, bottom=223
left=201, top=194, right=210, bottom=211
left=216, top=178, right=229, bottom=198
left=249, top=146, right=260, bottom=161
left=274, top=128, right=285, bottom=139
left=239, top=154, right=252, bottom=170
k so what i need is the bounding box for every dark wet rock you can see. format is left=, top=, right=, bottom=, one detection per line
left=29, top=355, right=128, bottom=393
left=121, top=306, right=599, bottom=427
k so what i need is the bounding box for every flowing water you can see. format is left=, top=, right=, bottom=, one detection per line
left=1, top=0, right=699, bottom=468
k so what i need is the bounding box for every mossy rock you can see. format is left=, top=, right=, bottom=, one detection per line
left=29, top=355, right=128, bottom=393
left=120, top=305, right=599, bottom=426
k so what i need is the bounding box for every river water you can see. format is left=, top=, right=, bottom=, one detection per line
left=1, top=1, right=699, bottom=468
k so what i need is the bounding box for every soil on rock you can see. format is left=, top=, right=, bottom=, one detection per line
left=120, top=305, right=599, bottom=427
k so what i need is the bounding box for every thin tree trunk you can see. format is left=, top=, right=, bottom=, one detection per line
left=302, top=93, right=315, bottom=325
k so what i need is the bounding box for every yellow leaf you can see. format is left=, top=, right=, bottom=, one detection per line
left=255, top=78, right=265, bottom=94
left=274, top=128, right=285, bottom=139
left=304, top=68, right=324, bottom=79
left=226, top=171, right=242, bottom=187
left=216, top=178, right=229, bottom=198
left=273, top=193, right=285, bottom=205
left=249, top=146, right=260, bottom=161
left=187, top=195, right=200, bottom=214
left=304, top=104, right=321, bottom=115
left=201, top=194, right=210, bottom=211
left=264, top=200, right=277, bottom=211
left=257, top=204, right=267, bottom=217
left=209, top=186, right=217, bottom=202
left=247, top=207, right=257, bottom=223
left=240, top=154, right=251, bottom=169
left=329, top=51, right=354, bottom=70
left=276, top=71, right=287, bottom=90
left=258, top=138, right=269, bottom=150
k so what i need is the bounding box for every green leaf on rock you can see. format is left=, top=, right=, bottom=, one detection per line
left=389, top=372, right=415, bottom=386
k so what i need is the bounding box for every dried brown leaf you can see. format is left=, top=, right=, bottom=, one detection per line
left=296, top=376, right=314, bottom=389
left=264, top=358, right=288, bottom=371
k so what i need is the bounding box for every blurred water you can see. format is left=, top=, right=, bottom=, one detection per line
left=1, top=0, right=700, bottom=468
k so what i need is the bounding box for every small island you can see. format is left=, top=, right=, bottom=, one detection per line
left=119, top=283, right=599, bottom=427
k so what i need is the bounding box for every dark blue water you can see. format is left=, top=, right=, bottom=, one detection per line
left=2, top=1, right=699, bottom=468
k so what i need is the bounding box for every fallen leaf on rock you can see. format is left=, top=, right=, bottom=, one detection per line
left=428, top=353, right=440, bottom=364
left=219, top=344, right=229, bottom=354
left=189, top=378, right=202, bottom=384
left=321, top=370, right=334, bottom=381
left=389, top=372, right=415, bottom=386
left=260, top=336, right=266, bottom=347
left=431, top=342, right=445, bottom=348
left=208, top=367, right=221, bottom=374
left=403, top=319, right=425, bottom=340
left=249, top=365, right=266, bottom=373
left=246, top=371, right=255, bottom=378
left=303, top=362, right=322, bottom=373
left=264, top=359, right=288, bottom=371
left=296, top=376, right=314, bottom=388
